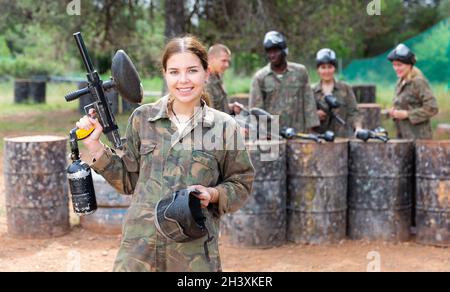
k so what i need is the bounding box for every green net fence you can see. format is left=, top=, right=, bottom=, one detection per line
left=343, top=18, right=450, bottom=85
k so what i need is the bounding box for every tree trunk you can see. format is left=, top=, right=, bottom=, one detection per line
left=164, top=0, right=186, bottom=39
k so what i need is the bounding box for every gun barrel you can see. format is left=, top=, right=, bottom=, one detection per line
left=332, top=113, right=347, bottom=126
left=74, top=32, right=95, bottom=73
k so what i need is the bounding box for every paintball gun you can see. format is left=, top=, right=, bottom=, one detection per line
left=356, top=127, right=390, bottom=143
left=65, top=32, right=143, bottom=216
left=317, top=95, right=346, bottom=126
left=233, top=107, right=275, bottom=140
left=280, top=127, right=335, bottom=143
left=65, top=32, right=143, bottom=150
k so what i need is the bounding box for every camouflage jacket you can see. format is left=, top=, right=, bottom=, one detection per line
left=206, top=73, right=230, bottom=114
left=91, top=95, right=255, bottom=272
left=393, top=74, right=438, bottom=140
left=249, top=62, right=320, bottom=133
left=312, top=80, right=362, bottom=138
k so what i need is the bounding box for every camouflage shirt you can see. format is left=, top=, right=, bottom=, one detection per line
left=91, top=95, right=255, bottom=272
left=393, top=74, right=438, bottom=140
left=206, top=73, right=230, bottom=114
left=249, top=62, right=320, bottom=133
left=312, top=80, right=362, bottom=138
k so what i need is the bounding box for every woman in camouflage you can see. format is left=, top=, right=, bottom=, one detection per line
left=312, top=48, right=361, bottom=138
left=387, top=44, right=439, bottom=139
left=76, top=36, right=255, bottom=272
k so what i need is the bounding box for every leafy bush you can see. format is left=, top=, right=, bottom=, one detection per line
left=0, top=56, right=63, bottom=79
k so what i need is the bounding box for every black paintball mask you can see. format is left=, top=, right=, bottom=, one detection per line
left=263, top=31, right=289, bottom=56
left=316, top=48, right=337, bottom=67
left=387, top=44, right=416, bottom=65
left=155, top=188, right=214, bottom=261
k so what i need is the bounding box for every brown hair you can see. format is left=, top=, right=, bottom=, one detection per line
left=208, top=44, right=231, bottom=58
left=162, top=36, right=211, bottom=106
left=404, top=66, right=424, bottom=82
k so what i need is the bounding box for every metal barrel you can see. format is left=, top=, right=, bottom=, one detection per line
left=13, top=79, right=30, bottom=104
left=79, top=172, right=131, bottom=235
left=29, top=80, right=46, bottom=104
left=223, top=140, right=286, bottom=248
left=415, top=140, right=450, bottom=247
left=4, top=136, right=70, bottom=238
left=286, top=139, right=348, bottom=244
left=348, top=140, right=414, bottom=242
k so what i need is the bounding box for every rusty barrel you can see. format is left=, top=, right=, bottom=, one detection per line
left=80, top=172, right=131, bottom=235
left=357, top=103, right=381, bottom=130
left=224, top=140, right=286, bottom=248
left=348, top=140, right=414, bottom=241
left=415, top=141, right=450, bottom=246
left=286, top=139, right=348, bottom=244
left=3, top=136, right=70, bottom=238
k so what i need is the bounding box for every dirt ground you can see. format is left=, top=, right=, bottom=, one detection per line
left=1, top=161, right=450, bottom=272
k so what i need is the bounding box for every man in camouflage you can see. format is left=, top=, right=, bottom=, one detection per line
left=388, top=44, right=438, bottom=139
left=249, top=31, right=320, bottom=133
left=206, top=44, right=232, bottom=113
left=90, top=96, right=255, bottom=272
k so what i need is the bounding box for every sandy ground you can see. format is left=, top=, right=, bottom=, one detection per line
left=1, top=159, right=450, bottom=272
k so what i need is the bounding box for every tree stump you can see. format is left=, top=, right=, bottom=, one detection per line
left=352, top=85, right=377, bottom=104
left=3, top=136, right=70, bottom=238
left=357, top=103, right=381, bottom=130
left=79, top=172, right=131, bottom=235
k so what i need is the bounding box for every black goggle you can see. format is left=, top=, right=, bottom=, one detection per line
left=316, top=49, right=336, bottom=61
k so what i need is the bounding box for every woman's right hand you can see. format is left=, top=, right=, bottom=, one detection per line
left=75, top=109, right=105, bottom=158
left=317, top=110, right=328, bottom=121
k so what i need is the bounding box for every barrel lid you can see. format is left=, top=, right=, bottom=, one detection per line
left=349, top=139, right=414, bottom=144
left=287, top=138, right=349, bottom=145
left=416, top=140, right=450, bottom=146
left=4, top=136, right=67, bottom=143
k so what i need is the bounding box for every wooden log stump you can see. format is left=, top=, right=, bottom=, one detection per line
left=3, top=136, right=70, bottom=238
left=352, top=85, right=377, bottom=104
left=357, top=103, right=382, bottom=130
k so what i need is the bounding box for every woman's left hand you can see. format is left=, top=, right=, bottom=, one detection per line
left=389, top=109, right=409, bottom=120
left=190, top=185, right=219, bottom=208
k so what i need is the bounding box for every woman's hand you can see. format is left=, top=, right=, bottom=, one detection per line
left=229, top=102, right=244, bottom=115
left=190, top=185, right=219, bottom=208
left=389, top=108, right=409, bottom=120
left=75, top=109, right=105, bottom=159
left=317, top=110, right=328, bottom=121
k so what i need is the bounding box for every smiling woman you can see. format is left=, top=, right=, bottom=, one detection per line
left=74, top=35, right=255, bottom=272
left=387, top=44, right=439, bottom=140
